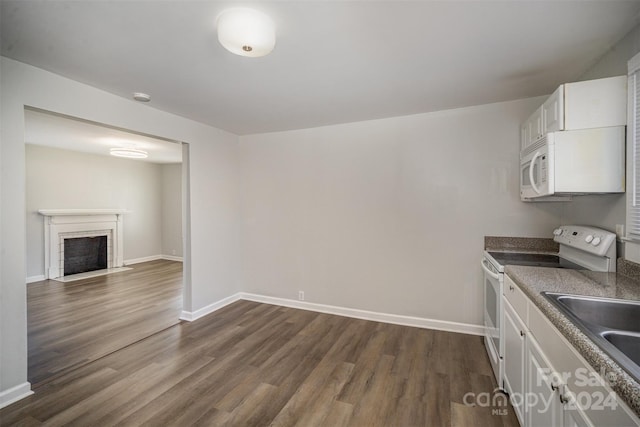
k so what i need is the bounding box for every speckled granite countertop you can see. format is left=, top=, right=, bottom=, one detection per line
left=485, top=236, right=558, bottom=253
left=505, top=265, right=640, bottom=417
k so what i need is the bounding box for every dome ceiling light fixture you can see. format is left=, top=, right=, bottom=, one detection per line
left=110, top=147, right=148, bottom=159
left=132, top=92, right=151, bottom=102
left=216, top=7, right=276, bottom=58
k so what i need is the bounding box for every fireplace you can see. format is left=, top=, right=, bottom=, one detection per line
left=38, top=209, right=127, bottom=280
left=64, top=235, right=108, bottom=275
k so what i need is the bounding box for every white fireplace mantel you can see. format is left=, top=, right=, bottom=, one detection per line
left=39, top=209, right=129, bottom=279
left=38, top=209, right=130, bottom=216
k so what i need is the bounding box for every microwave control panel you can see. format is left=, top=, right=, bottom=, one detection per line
left=540, top=155, right=547, bottom=183
left=553, top=225, right=616, bottom=256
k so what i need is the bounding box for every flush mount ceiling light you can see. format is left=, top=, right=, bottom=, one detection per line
left=132, top=92, right=151, bottom=102
left=110, top=148, right=148, bottom=159
left=216, top=7, right=276, bottom=57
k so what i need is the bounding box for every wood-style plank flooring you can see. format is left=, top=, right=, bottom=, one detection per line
left=3, top=298, right=518, bottom=426
left=27, top=259, right=183, bottom=386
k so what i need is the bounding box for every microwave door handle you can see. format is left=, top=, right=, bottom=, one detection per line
left=481, top=259, right=500, bottom=280
left=529, top=151, right=541, bottom=194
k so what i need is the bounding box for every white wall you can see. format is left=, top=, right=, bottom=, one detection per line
left=0, top=57, right=240, bottom=401
left=556, top=23, right=640, bottom=233
left=239, top=98, right=561, bottom=326
left=581, top=24, right=640, bottom=82
left=25, top=145, right=185, bottom=278
left=161, top=163, right=183, bottom=258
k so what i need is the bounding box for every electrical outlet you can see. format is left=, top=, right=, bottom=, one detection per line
left=616, top=224, right=625, bottom=239
left=298, top=291, right=304, bottom=301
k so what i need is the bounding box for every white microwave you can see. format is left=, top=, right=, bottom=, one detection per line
left=520, top=126, right=625, bottom=200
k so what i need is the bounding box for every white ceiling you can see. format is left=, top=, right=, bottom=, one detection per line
left=24, top=109, right=183, bottom=164
left=3, top=1, right=640, bottom=136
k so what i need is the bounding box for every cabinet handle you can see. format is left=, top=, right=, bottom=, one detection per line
left=509, top=285, right=514, bottom=291
left=520, top=330, right=525, bottom=337
left=558, top=385, right=570, bottom=405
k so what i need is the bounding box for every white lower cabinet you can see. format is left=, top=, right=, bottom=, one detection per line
left=562, top=390, right=594, bottom=427
left=526, top=334, right=563, bottom=427
left=504, top=299, right=526, bottom=425
left=502, top=274, right=639, bottom=427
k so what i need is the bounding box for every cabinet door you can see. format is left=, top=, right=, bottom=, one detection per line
left=526, top=336, right=562, bottom=427
left=530, top=106, right=544, bottom=142
left=562, top=390, right=594, bottom=427
left=504, top=299, right=526, bottom=425
left=543, top=86, right=564, bottom=133
left=521, top=106, right=544, bottom=151
left=564, top=76, right=626, bottom=130
left=521, top=124, right=530, bottom=151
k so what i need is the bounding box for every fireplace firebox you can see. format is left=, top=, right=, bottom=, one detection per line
left=64, top=236, right=108, bottom=275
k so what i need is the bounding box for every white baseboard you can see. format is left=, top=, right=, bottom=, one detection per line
left=124, top=255, right=183, bottom=265
left=26, top=275, right=46, bottom=284
left=181, top=291, right=484, bottom=336
left=239, top=293, right=485, bottom=336
left=161, top=255, right=183, bottom=262
left=124, top=255, right=163, bottom=265
left=0, top=382, right=33, bottom=410
left=180, top=293, right=242, bottom=322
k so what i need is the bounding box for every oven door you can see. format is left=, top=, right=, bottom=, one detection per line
left=482, top=257, right=504, bottom=387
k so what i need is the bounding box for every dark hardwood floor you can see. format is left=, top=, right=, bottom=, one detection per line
left=27, top=259, right=183, bottom=386
left=3, top=297, right=518, bottom=426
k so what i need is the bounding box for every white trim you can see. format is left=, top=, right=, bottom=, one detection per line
left=124, top=255, right=184, bottom=265
left=161, top=255, right=183, bottom=262
left=37, top=209, right=130, bottom=216
left=629, top=51, right=640, bottom=75
left=0, top=382, right=33, bottom=410
left=26, top=275, right=45, bottom=284
left=239, top=293, right=486, bottom=336
left=180, top=293, right=242, bottom=321
left=124, top=255, right=163, bottom=265
left=180, top=292, right=485, bottom=336
left=39, top=211, right=125, bottom=279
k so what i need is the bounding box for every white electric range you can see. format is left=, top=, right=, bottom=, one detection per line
left=481, top=225, right=617, bottom=389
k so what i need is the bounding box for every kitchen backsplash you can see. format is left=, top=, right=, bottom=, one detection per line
left=484, top=236, right=559, bottom=253
left=616, top=257, right=640, bottom=281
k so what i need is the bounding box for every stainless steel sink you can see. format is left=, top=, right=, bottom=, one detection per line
left=602, top=332, right=640, bottom=366
left=542, top=293, right=640, bottom=382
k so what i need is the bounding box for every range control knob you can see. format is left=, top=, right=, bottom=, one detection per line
left=585, top=235, right=594, bottom=243
left=553, top=228, right=563, bottom=236
left=592, top=237, right=602, bottom=246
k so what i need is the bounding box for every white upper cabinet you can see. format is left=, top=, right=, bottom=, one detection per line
left=564, top=76, right=627, bottom=130
left=521, top=76, right=627, bottom=151
left=542, top=86, right=564, bottom=133
left=521, top=106, right=543, bottom=150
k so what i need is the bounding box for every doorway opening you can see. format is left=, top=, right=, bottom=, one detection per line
left=24, top=107, right=191, bottom=387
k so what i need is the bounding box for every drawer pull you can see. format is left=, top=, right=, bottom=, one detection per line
left=509, top=285, right=515, bottom=291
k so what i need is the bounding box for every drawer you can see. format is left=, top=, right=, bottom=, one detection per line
left=504, top=274, right=528, bottom=320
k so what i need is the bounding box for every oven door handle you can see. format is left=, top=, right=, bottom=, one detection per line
left=529, top=151, right=541, bottom=194
left=481, top=259, right=500, bottom=280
